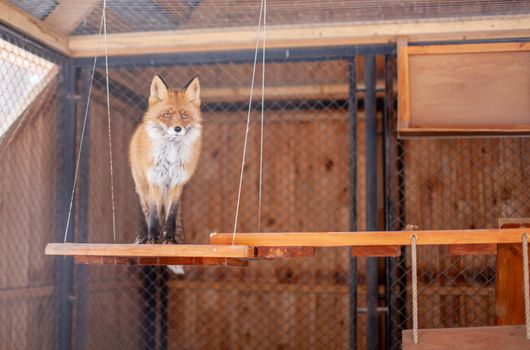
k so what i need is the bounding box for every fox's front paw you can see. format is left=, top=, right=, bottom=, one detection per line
left=162, top=236, right=177, bottom=244
left=134, top=235, right=148, bottom=244
left=146, top=238, right=159, bottom=244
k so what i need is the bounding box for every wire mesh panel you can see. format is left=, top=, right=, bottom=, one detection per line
left=0, top=26, right=66, bottom=349
left=386, top=135, right=530, bottom=349
left=8, top=0, right=530, bottom=35
left=74, top=56, right=361, bottom=350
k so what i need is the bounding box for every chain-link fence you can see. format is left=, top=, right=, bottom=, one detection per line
left=75, top=50, right=394, bottom=350
left=2, top=14, right=530, bottom=350
left=0, top=25, right=67, bottom=349
left=0, top=19, right=399, bottom=349
left=385, top=122, right=530, bottom=347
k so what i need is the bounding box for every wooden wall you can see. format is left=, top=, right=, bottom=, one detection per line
left=400, top=137, right=530, bottom=329
left=55, top=56, right=530, bottom=349
left=83, top=65, right=354, bottom=348
left=0, top=78, right=61, bottom=349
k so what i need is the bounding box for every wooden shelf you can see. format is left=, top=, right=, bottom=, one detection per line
left=45, top=243, right=254, bottom=259
left=210, top=228, right=529, bottom=247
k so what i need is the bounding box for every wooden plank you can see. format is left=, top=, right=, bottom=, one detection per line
left=499, top=218, right=530, bottom=228
left=0, top=285, right=55, bottom=301
left=68, top=16, right=530, bottom=57
left=398, top=42, right=530, bottom=135
left=449, top=244, right=497, bottom=256
left=74, top=256, right=248, bottom=266
left=44, top=0, right=100, bottom=35
left=397, top=37, right=410, bottom=130
left=407, top=42, right=530, bottom=55
left=0, top=2, right=69, bottom=55
left=495, top=220, right=530, bottom=325
left=210, top=228, right=528, bottom=247
left=351, top=245, right=401, bottom=257
left=256, top=247, right=315, bottom=259
left=402, top=325, right=529, bottom=349
left=45, top=243, right=254, bottom=258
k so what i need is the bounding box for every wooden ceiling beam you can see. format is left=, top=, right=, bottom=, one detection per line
left=43, top=0, right=100, bottom=35
left=0, top=1, right=70, bottom=55
left=68, top=16, right=530, bottom=57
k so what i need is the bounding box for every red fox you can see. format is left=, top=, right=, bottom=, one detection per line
left=129, top=75, right=202, bottom=246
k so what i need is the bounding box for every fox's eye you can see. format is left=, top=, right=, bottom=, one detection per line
left=181, top=111, right=188, bottom=119
left=163, top=112, right=172, bottom=119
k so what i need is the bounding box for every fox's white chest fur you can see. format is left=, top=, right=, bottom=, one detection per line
left=145, top=122, right=201, bottom=190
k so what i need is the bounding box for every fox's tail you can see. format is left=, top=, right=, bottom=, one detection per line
left=168, top=265, right=185, bottom=275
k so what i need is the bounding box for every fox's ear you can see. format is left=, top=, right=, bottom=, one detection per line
left=184, top=76, right=200, bottom=105
left=150, top=75, right=169, bottom=103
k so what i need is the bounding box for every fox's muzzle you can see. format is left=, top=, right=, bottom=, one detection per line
left=168, top=125, right=187, bottom=136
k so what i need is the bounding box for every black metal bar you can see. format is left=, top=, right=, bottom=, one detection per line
left=57, top=59, right=76, bottom=350
left=75, top=67, right=92, bottom=350
left=160, top=267, right=169, bottom=350
left=348, top=57, right=358, bottom=350
left=142, top=267, right=158, bottom=350
left=364, top=54, right=379, bottom=350
left=383, top=54, right=398, bottom=350
left=73, top=44, right=394, bottom=68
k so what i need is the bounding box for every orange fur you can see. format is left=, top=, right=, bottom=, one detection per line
left=129, top=75, right=202, bottom=243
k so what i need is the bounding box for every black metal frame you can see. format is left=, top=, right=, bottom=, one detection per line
left=347, top=57, right=358, bottom=350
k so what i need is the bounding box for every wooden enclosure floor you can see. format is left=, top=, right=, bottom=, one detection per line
left=403, top=325, right=530, bottom=350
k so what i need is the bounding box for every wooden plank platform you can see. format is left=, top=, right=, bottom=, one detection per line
left=210, top=228, right=528, bottom=247
left=46, top=243, right=254, bottom=258
left=402, top=325, right=530, bottom=349
left=74, top=256, right=248, bottom=266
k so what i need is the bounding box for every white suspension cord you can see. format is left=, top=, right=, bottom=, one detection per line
left=103, top=0, right=117, bottom=243
left=63, top=9, right=106, bottom=243
left=232, top=0, right=265, bottom=243
left=411, top=234, right=419, bottom=344
left=257, top=0, right=267, bottom=233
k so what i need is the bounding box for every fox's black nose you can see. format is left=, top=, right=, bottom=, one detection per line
left=174, top=126, right=182, bottom=133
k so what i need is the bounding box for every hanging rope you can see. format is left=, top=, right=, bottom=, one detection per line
left=257, top=0, right=267, bottom=233
left=522, top=233, right=530, bottom=339
left=232, top=0, right=266, bottom=244
left=411, top=234, right=419, bottom=344
left=102, top=0, right=117, bottom=243
left=63, top=9, right=106, bottom=243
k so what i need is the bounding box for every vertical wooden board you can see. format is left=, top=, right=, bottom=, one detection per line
left=0, top=301, right=28, bottom=349
left=26, top=296, right=59, bottom=349
left=294, top=290, right=317, bottom=349
left=496, top=220, right=530, bottom=325
left=496, top=243, right=526, bottom=325
left=356, top=114, right=366, bottom=231
left=185, top=114, right=224, bottom=242
left=0, top=83, right=60, bottom=289
left=84, top=285, right=141, bottom=349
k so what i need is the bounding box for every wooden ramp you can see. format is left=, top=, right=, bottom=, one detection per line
left=402, top=325, right=530, bottom=350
